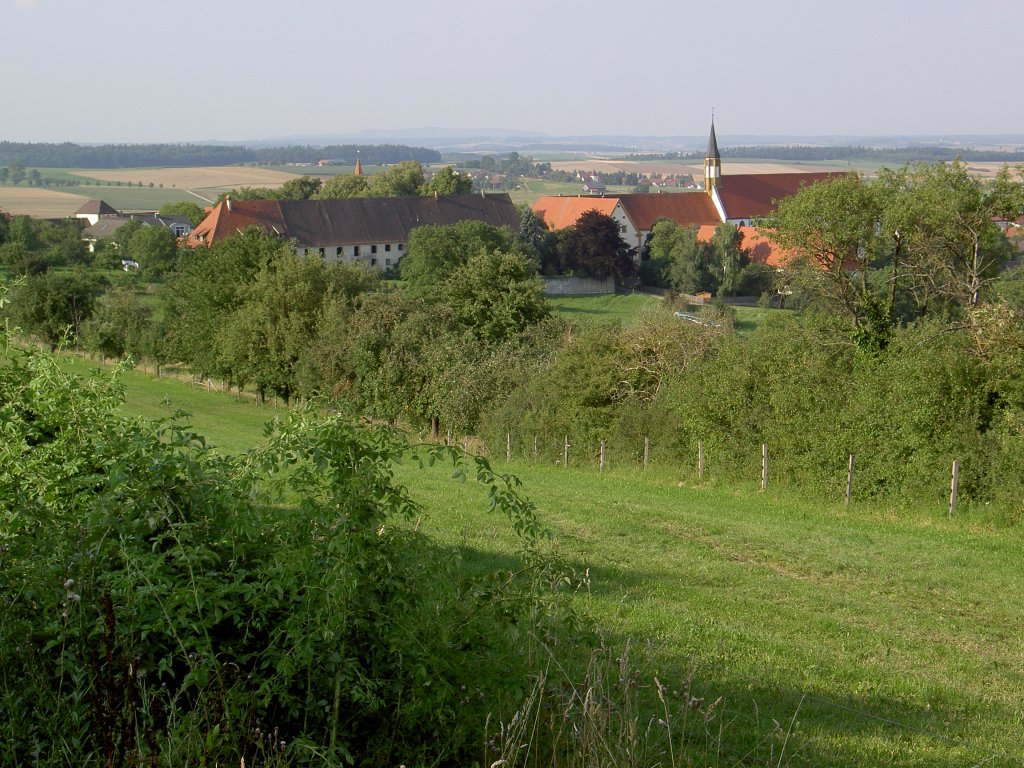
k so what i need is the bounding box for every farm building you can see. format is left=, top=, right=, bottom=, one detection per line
left=187, top=193, right=521, bottom=270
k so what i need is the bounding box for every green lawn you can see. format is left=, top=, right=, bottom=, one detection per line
left=549, top=293, right=781, bottom=334
left=42, top=354, right=1024, bottom=766
left=548, top=291, right=664, bottom=326
left=395, top=459, right=1024, bottom=767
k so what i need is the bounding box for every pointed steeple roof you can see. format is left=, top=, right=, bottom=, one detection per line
left=706, top=120, right=721, bottom=161
left=354, top=151, right=362, bottom=177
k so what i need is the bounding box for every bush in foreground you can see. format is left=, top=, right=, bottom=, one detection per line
left=0, top=293, right=577, bottom=766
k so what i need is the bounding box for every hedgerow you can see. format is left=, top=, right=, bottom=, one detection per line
left=0, top=289, right=581, bottom=767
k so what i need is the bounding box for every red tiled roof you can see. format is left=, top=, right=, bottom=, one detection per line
left=615, top=193, right=720, bottom=230
left=187, top=199, right=285, bottom=246
left=696, top=225, right=794, bottom=268
left=717, top=172, right=846, bottom=220
left=531, top=196, right=619, bottom=230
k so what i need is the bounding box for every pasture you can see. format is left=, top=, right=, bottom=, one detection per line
left=49, top=353, right=1024, bottom=766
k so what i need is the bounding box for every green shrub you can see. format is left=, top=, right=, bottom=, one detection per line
left=0, top=294, right=578, bottom=766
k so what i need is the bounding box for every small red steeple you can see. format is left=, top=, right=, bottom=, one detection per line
left=354, top=150, right=362, bottom=177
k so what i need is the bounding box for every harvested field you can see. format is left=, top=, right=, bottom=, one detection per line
left=71, top=166, right=299, bottom=189
left=0, top=187, right=91, bottom=218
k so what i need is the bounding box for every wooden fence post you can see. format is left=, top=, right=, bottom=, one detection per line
left=949, top=459, right=960, bottom=518
left=600, top=440, right=606, bottom=472
left=563, top=435, right=570, bottom=468
left=534, top=435, right=538, bottom=459
left=506, top=432, right=512, bottom=462
left=761, top=443, right=769, bottom=492
left=845, top=454, right=855, bottom=507
left=698, top=440, right=705, bottom=481
left=643, top=437, right=650, bottom=471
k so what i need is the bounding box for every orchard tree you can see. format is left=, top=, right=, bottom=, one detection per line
left=765, top=172, right=886, bottom=330
left=324, top=291, right=464, bottom=425
left=557, top=209, right=636, bottom=281
left=159, top=200, right=207, bottom=226
left=127, top=226, right=179, bottom=276
left=317, top=173, right=370, bottom=199
left=278, top=174, right=323, bottom=200
left=370, top=160, right=426, bottom=197
left=41, top=218, right=89, bottom=266
left=81, top=287, right=153, bottom=360
left=9, top=270, right=102, bottom=348
left=217, top=254, right=376, bottom=403
left=648, top=220, right=717, bottom=294
left=441, top=249, right=550, bottom=343
left=517, top=205, right=558, bottom=271
left=400, top=220, right=519, bottom=299
left=166, top=229, right=292, bottom=377
left=7, top=215, right=41, bottom=251
left=882, top=160, right=1024, bottom=312
left=422, top=166, right=472, bottom=196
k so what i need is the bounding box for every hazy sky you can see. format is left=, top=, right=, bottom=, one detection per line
left=3, top=0, right=1022, bottom=144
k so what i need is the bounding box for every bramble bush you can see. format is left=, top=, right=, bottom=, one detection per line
left=0, top=289, right=580, bottom=767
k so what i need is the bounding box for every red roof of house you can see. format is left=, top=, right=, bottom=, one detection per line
left=615, top=193, right=720, bottom=230
left=187, top=198, right=285, bottom=246
left=531, top=196, right=619, bottom=230
left=717, top=172, right=846, bottom=220
left=696, top=224, right=794, bottom=268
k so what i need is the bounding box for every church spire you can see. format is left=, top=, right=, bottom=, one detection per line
left=354, top=149, right=362, bottom=177
left=704, top=116, right=721, bottom=194
left=706, top=119, right=720, bottom=161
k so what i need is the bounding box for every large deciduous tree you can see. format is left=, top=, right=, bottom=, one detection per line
left=882, top=160, right=1024, bottom=313
left=166, top=229, right=292, bottom=377
left=765, top=172, right=885, bottom=329
left=400, top=220, right=519, bottom=299
left=648, top=219, right=717, bottom=294
left=369, top=160, right=426, bottom=197
left=422, top=166, right=472, bottom=196
left=557, top=210, right=636, bottom=281
left=126, top=226, right=179, bottom=276
left=158, top=200, right=207, bottom=226
left=9, top=270, right=102, bottom=349
left=441, top=249, right=550, bottom=343
left=81, top=287, right=153, bottom=360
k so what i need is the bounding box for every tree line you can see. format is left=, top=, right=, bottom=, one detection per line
left=215, top=161, right=473, bottom=203
left=631, top=145, right=1024, bottom=163
left=0, top=141, right=440, bottom=169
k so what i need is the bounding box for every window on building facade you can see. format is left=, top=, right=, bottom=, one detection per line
left=384, top=244, right=391, bottom=252
left=371, top=245, right=378, bottom=254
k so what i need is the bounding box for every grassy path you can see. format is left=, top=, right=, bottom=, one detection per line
left=396, top=460, right=1024, bottom=766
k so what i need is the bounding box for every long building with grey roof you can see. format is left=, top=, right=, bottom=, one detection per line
left=188, top=193, right=521, bottom=270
